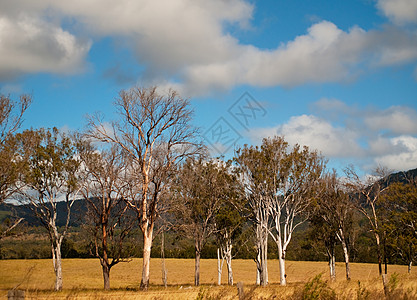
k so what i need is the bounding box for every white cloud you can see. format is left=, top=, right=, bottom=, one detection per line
left=374, top=135, right=417, bottom=171
left=249, top=114, right=362, bottom=158
left=377, top=0, right=417, bottom=24
left=0, top=14, right=90, bottom=80
left=364, top=106, right=417, bottom=135
left=248, top=100, right=417, bottom=172
left=177, top=21, right=417, bottom=96
left=1, top=1, right=417, bottom=93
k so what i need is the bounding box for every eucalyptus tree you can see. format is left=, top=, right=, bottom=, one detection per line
left=87, top=86, right=202, bottom=290
left=171, top=157, right=232, bottom=286
left=77, top=139, right=135, bottom=290
left=213, top=160, right=243, bottom=286
left=16, top=128, right=80, bottom=291
left=311, top=170, right=354, bottom=281
left=234, top=143, right=271, bottom=286
left=380, top=181, right=417, bottom=274
left=235, top=136, right=325, bottom=286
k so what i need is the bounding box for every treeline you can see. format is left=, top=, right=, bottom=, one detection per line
left=0, top=88, right=416, bottom=292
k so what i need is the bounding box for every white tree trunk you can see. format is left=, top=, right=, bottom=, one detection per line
left=140, top=229, right=153, bottom=290
left=329, top=250, right=336, bottom=282
left=408, top=261, right=412, bottom=274
left=226, top=244, right=233, bottom=286
left=277, top=238, right=286, bottom=286
left=217, top=248, right=223, bottom=286
left=52, top=242, right=63, bottom=291
left=341, top=240, right=350, bottom=280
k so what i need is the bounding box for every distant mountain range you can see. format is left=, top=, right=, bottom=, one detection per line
left=1, top=167, right=416, bottom=228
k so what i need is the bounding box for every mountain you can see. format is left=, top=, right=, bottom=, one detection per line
left=0, top=199, right=88, bottom=227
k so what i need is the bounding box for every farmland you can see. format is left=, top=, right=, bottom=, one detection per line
left=1, top=258, right=416, bottom=299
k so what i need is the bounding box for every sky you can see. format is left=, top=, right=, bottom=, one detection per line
left=1, top=0, right=417, bottom=175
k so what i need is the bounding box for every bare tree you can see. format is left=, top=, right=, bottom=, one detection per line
left=0, top=93, right=32, bottom=146
left=16, top=128, right=80, bottom=291
left=87, top=86, right=201, bottom=290
left=0, top=94, right=31, bottom=236
left=344, top=165, right=391, bottom=276
left=77, top=139, right=135, bottom=290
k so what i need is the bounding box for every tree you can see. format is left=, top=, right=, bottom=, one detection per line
left=0, top=94, right=31, bottom=236
left=87, top=86, right=201, bottom=290
left=380, top=182, right=417, bottom=274
left=16, top=128, right=80, bottom=291
left=234, top=142, right=271, bottom=286
left=213, top=161, right=243, bottom=286
left=77, top=139, right=135, bottom=290
left=312, top=170, right=354, bottom=281
left=267, top=139, right=325, bottom=286
left=235, top=136, right=325, bottom=286
left=344, top=166, right=391, bottom=276
left=171, top=157, right=229, bottom=286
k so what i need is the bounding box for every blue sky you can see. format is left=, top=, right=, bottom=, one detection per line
left=1, top=0, right=417, bottom=174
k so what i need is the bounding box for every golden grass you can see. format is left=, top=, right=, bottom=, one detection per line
left=0, top=258, right=416, bottom=299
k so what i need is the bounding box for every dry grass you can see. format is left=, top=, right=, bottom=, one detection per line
left=0, top=258, right=416, bottom=299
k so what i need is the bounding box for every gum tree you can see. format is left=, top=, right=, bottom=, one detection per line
left=311, top=170, right=354, bottom=281
left=234, top=143, right=271, bottom=286
left=87, top=86, right=201, bottom=290
left=235, top=136, right=325, bottom=286
left=16, top=128, right=80, bottom=291
left=171, top=157, right=233, bottom=286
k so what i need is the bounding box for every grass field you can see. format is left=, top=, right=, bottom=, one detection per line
left=1, top=258, right=416, bottom=299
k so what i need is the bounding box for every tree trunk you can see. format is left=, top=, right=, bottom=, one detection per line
left=375, top=233, right=382, bottom=276
left=261, top=235, right=268, bottom=286
left=102, top=264, right=110, bottom=290
left=226, top=245, right=233, bottom=286
left=341, top=239, right=350, bottom=280
left=255, top=257, right=260, bottom=285
left=52, top=243, right=63, bottom=291
left=101, top=222, right=111, bottom=290
left=217, top=248, right=223, bottom=286
left=408, top=261, right=412, bottom=274
left=195, top=249, right=201, bottom=286
left=329, top=247, right=336, bottom=282
left=326, top=241, right=336, bottom=282
left=140, top=228, right=153, bottom=290
left=277, top=237, right=286, bottom=286
left=161, top=231, right=167, bottom=288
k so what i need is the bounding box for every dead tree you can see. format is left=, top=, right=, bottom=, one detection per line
left=0, top=94, right=31, bottom=237
left=77, top=139, right=135, bottom=290
left=87, top=86, right=201, bottom=290
left=344, top=165, right=391, bottom=276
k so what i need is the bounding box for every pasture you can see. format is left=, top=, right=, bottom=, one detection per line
left=1, top=258, right=416, bottom=299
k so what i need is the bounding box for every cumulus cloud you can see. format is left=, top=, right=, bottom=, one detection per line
left=249, top=114, right=362, bottom=158
left=374, top=136, right=417, bottom=171
left=364, top=106, right=417, bottom=135
left=177, top=21, right=417, bottom=96
left=377, top=0, right=417, bottom=24
left=1, top=1, right=417, bottom=93
left=249, top=99, right=417, bottom=171
left=0, top=14, right=90, bottom=80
